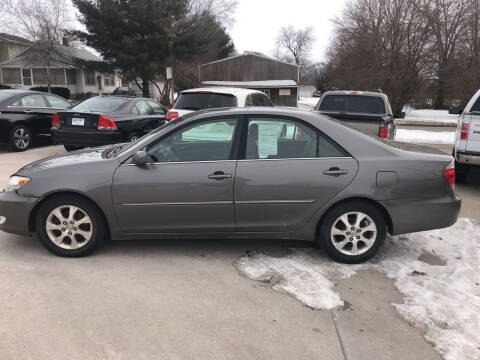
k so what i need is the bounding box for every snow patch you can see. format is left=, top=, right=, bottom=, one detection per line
left=395, top=129, right=455, bottom=144
left=404, top=109, right=460, bottom=125
left=235, top=218, right=480, bottom=360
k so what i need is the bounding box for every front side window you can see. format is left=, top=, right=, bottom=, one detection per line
left=146, top=118, right=238, bottom=163
left=245, top=117, right=345, bottom=160
left=45, top=94, right=71, bottom=109
left=19, top=94, right=48, bottom=107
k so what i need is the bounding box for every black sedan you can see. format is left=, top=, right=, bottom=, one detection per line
left=51, top=96, right=167, bottom=151
left=0, top=89, right=73, bottom=151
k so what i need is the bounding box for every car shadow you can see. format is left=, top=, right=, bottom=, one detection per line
left=0, top=137, right=54, bottom=154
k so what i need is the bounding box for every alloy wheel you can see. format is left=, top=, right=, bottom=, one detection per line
left=45, top=205, right=93, bottom=250
left=330, top=211, right=377, bottom=256
left=13, top=127, right=31, bottom=150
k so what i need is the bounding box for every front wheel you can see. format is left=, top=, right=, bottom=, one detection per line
left=318, top=201, right=387, bottom=263
left=36, top=195, right=106, bottom=257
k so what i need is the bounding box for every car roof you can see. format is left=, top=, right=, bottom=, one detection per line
left=0, top=89, right=45, bottom=95
left=180, top=87, right=265, bottom=97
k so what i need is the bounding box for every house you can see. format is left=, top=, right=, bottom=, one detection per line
left=0, top=33, right=122, bottom=99
left=199, top=52, right=299, bottom=107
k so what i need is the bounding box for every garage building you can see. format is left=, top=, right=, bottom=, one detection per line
left=199, top=52, right=299, bottom=107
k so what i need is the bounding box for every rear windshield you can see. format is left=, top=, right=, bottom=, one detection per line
left=319, top=95, right=386, bottom=114
left=174, top=92, right=237, bottom=111
left=73, top=97, right=128, bottom=112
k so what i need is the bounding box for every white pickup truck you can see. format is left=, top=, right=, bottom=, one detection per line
left=453, top=89, right=480, bottom=181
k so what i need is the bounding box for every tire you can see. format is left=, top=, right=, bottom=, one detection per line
left=35, top=195, right=107, bottom=257
left=318, top=201, right=387, bottom=264
left=126, top=131, right=140, bottom=142
left=64, top=145, right=84, bottom=152
left=9, top=125, right=32, bottom=152
left=455, top=161, right=469, bottom=183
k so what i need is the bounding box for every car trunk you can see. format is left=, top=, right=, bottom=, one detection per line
left=58, top=112, right=103, bottom=131
left=466, top=116, right=480, bottom=153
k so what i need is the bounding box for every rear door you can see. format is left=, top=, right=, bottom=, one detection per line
left=10, top=94, right=53, bottom=134
left=234, top=115, right=358, bottom=232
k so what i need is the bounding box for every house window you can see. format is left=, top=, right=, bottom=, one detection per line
left=50, top=69, right=65, bottom=84
left=2, top=68, right=21, bottom=83
left=85, top=70, right=96, bottom=86
left=22, top=69, right=32, bottom=85
left=104, top=74, right=114, bottom=86
left=32, top=68, right=48, bottom=83
left=66, top=69, right=76, bottom=84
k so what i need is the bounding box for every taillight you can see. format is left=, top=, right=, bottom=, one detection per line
left=460, top=122, right=469, bottom=140
left=97, top=114, right=117, bottom=130
left=166, top=111, right=179, bottom=122
left=442, top=160, right=455, bottom=186
left=51, top=113, right=59, bottom=128
left=378, top=126, right=388, bottom=138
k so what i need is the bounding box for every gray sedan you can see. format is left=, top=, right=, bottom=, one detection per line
left=0, top=107, right=460, bottom=263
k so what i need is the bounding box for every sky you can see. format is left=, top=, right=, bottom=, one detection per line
left=229, top=0, right=348, bottom=62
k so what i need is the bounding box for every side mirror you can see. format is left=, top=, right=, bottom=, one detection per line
left=132, top=150, right=147, bottom=166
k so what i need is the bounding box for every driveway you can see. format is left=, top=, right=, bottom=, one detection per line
left=0, top=143, right=477, bottom=360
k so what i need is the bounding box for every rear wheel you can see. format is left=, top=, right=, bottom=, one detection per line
left=126, top=131, right=140, bottom=142
left=318, top=201, right=387, bottom=263
left=36, top=195, right=106, bottom=257
left=9, top=125, right=32, bottom=151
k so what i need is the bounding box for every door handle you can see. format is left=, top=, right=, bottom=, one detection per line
left=323, top=167, right=349, bottom=176
left=23, top=109, right=32, bottom=113
left=208, top=171, right=232, bottom=180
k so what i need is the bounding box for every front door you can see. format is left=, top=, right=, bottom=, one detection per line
left=234, top=116, right=358, bottom=232
left=112, top=117, right=240, bottom=234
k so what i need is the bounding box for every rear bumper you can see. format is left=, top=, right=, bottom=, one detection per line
left=380, top=193, right=461, bottom=235
left=52, top=129, right=123, bottom=146
left=456, top=151, right=480, bottom=166
left=0, top=190, right=39, bottom=236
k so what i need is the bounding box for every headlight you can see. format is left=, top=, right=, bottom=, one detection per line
left=5, top=176, right=30, bottom=191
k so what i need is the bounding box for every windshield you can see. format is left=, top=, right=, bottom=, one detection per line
left=173, top=92, right=237, bottom=110
left=319, top=95, right=386, bottom=114
left=113, top=117, right=183, bottom=157
left=73, top=97, right=128, bottom=112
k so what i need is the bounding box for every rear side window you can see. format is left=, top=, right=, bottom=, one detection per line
left=73, top=97, right=128, bottom=112
left=319, top=95, right=386, bottom=114
left=18, top=94, right=48, bottom=107
left=174, top=92, right=237, bottom=110
left=147, top=100, right=166, bottom=114
left=135, top=100, right=152, bottom=115
left=245, top=117, right=346, bottom=160
left=45, top=94, right=71, bottom=109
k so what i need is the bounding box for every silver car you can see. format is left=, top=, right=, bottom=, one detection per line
left=0, top=107, right=461, bottom=263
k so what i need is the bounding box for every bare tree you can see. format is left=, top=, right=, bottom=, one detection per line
left=189, top=0, right=238, bottom=27
left=275, top=26, right=315, bottom=65
left=1, top=0, right=73, bottom=92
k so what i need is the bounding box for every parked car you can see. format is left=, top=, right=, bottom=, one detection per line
left=314, top=90, right=396, bottom=139
left=0, top=107, right=460, bottom=262
left=51, top=96, right=167, bottom=151
left=452, top=89, right=480, bottom=181
left=0, top=89, right=72, bottom=151
left=112, top=87, right=136, bottom=96
left=166, top=87, right=273, bottom=121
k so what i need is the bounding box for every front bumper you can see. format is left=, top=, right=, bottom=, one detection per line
left=380, top=193, right=461, bottom=235
left=456, top=151, right=480, bottom=166
left=0, top=190, right=39, bottom=236
left=52, top=129, right=123, bottom=147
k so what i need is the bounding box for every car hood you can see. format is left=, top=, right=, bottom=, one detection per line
left=17, top=146, right=113, bottom=175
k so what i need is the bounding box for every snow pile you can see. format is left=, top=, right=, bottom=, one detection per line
left=395, top=129, right=455, bottom=144
left=298, top=97, right=319, bottom=109
left=235, top=218, right=480, bottom=360
left=404, top=109, right=460, bottom=125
